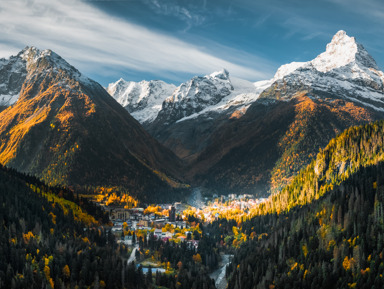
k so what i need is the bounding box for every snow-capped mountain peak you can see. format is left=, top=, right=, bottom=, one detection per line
left=19, top=46, right=90, bottom=84
left=262, top=30, right=384, bottom=109
left=165, top=68, right=233, bottom=104
left=311, top=30, right=378, bottom=73
left=0, top=46, right=95, bottom=107
left=209, top=68, right=230, bottom=80
left=107, top=79, right=176, bottom=123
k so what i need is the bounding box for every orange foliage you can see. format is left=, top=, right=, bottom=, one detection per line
left=23, top=231, right=36, bottom=244
left=192, top=253, right=202, bottom=263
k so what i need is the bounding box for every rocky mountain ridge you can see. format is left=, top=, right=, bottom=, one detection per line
left=0, top=46, right=186, bottom=200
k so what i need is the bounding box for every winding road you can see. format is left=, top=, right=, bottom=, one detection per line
left=127, top=245, right=139, bottom=265
left=210, top=254, right=232, bottom=289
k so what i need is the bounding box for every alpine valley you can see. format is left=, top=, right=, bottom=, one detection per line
left=2, top=29, right=384, bottom=289
left=108, top=30, right=384, bottom=196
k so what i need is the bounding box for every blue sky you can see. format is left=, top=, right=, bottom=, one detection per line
left=0, top=0, right=383, bottom=86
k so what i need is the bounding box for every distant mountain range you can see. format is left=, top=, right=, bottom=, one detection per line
left=0, top=30, right=383, bottom=199
left=108, top=30, right=384, bottom=196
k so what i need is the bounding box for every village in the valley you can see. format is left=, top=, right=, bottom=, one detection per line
left=99, top=192, right=266, bottom=248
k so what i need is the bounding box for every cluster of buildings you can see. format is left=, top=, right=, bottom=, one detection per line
left=106, top=203, right=194, bottom=244
left=108, top=205, right=186, bottom=229
left=102, top=194, right=264, bottom=246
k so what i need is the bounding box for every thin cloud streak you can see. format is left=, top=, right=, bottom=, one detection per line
left=0, top=0, right=273, bottom=84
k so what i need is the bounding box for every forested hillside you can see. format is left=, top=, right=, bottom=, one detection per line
left=216, top=120, right=384, bottom=288
left=0, top=165, right=218, bottom=289
left=251, top=120, right=384, bottom=216
left=0, top=164, right=137, bottom=288
left=226, top=163, right=384, bottom=289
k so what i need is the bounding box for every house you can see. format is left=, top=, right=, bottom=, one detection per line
left=154, top=229, right=163, bottom=239
left=161, top=237, right=171, bottom=242
left=138, top=219, right=150, bottom=227
left=178, top=236, right=186, bottom=242
left=154, top=219, right=166, bottom=226
left=109, top=207, right=130, bottom=221
left=188, top=240, right=199, bottom=249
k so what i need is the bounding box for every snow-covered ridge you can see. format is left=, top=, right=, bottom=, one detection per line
left=19, top=46, right=92, bottom=85
left=175, top=77, right=272, bottom=123
left=164, top=69, right=233, bottom=104
left=107, top=79, right=176, bottom=123
left=0, top=46, right=95, bottom=106
left=273, top=62, right=306, bottom=80
left=157, top=69, right=268, bottom=124
left=108, top=68, right=267, bottom=124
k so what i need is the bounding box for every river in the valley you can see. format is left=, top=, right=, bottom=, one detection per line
left=209, top=254, right=233, bottom=289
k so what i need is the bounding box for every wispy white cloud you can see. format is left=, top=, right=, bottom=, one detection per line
left=0, top=0, right=274, bottom=84
left=281, top=17, right=333, bottom=41
left=326, top=0, right=384, bottom=21
left=143, top=0, right=207, bottom=32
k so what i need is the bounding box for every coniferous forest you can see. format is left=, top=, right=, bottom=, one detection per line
left=0, top=165, right=217, bottom=289
left=226, top=163, right=384, bottom=289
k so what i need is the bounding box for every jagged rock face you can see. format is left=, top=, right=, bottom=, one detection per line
left=107, top=79, right=176, bottom=124
left=0, top=47, right=186, bottom=200
left=155, top=69, right=234, bottom=124
left=0, top=51, right=28, bottom=106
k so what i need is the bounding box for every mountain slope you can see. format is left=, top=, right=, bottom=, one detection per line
left=190, top=94, right=380, bottom=195
left=227, top=162, right=384, bottom=289
left=249, top=119, right=384, bottom=216
left=0, top=164, right=154, bottom=289
left=0, top=47, right=186, bottom=200
left=146, top=71, right=271, bottom=162
left=223, top=119, right=384, bottom=288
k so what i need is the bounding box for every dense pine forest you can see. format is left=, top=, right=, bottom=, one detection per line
left=215, top=120, right=384, bottom=289
left=0, top=165, right=217, bottom=289
left=226, top=163, right=384, bottom=289
left=250, top=120, right=384, bottom=216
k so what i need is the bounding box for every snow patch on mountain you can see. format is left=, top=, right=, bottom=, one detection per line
left=273, top=62, right=306, bottom=80
left=107, top=79, right=176, bottom=123
left=165, top=69, right=233, bottom=105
